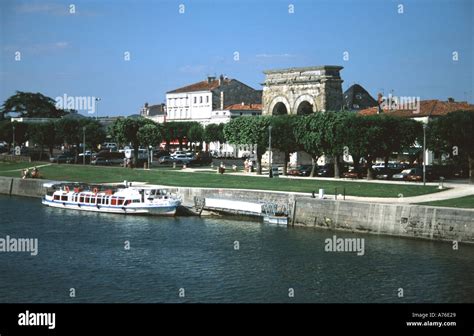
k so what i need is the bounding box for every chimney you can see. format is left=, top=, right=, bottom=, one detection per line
left=448, top=97, right=455, bottom=103
left=207, top=76, right=215, bottom=84
left=219, top=74, right=224, bottom=86
left=220, top=91, right=224, bottom=110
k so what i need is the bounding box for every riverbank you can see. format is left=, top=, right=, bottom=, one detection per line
left=0, top=162, right=442, bottom=198
left=1, top=176, right=473, bottom=244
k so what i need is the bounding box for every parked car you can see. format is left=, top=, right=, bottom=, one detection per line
left=343, top=167, right=367, bottom=179
left=158, top=156, right=175, bottom=164
left=102, top=142, right=118, bottom=151
left=174, top=154, right=192, bottom=161
left=50, top=154, right=74, bottom=163
left=158, top=156, right=191, bottom=165
left=392, top=168, right=417, bottom=181
left=170, top=150, right=187, bottom=157
left=287, top=165, right=312, bottom=177
left=317, top=164, right=334, bottom=177
left=392, top=167, right=438, bottom=182
left=91, top=157, right=111, bottom=166
left=374, top=167, right=403, bottom=180
left=93, top=150, right=125, bottom=165
left=153, top=149, right=170, bottom=158
left=189, top=151, right=213, bottom=166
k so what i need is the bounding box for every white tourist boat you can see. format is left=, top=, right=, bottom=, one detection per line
left=42, top=182, right=181, bottom=216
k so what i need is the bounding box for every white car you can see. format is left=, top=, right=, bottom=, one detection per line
left=171, top=151, right=187, bottom=157
left=372, top=163, right=385, bottom=169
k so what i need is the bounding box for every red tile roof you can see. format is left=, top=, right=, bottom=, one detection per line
left=225, top=103, right=262, bottom=111
left=358, top=100, right=474, bottom=118
left=167, top=78, right=231, bottom=94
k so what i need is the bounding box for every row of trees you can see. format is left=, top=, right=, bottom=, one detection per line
left=224, top=111, right=473, bottom=182
left=110, top=120, right=226, bottom=152
left=0, top=118, right=106, bottom=161
left=108, top=119, right=225, bottom=164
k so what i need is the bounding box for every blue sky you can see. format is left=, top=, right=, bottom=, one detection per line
left=1, top=0, right=472, bottom=116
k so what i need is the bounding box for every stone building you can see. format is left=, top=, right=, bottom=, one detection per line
left=165, top=75, right=261, bottom=124
left=140, top=103, right=166, bottom=123
left=262, top=66, right=344, bottom=115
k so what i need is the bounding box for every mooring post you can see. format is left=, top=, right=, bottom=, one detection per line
left=343, top=187, right=346, bottom=200
left=291, top=199, right=297, bottom=227
left=335, top=188, right=337, bottom=200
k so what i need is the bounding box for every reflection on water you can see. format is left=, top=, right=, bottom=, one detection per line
left=1, top=195, right=473, bottom=303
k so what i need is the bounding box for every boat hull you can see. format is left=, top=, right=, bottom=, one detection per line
left=42, top=199, right=178, bottom=216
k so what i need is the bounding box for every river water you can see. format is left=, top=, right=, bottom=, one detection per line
left=0, top=195, right=473, bottom=303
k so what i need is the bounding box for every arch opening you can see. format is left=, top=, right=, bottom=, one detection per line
left=272, top=102, right=288, bottom=115
left=296, top=101, right=313, bottom=115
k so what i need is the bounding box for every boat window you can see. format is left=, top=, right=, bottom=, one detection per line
left=54, top=195, right=60, bottom=200
left=111, top=197, right=117, bottom=206
left=97, top=197, right=102, bottom=205
left=117, top=198, right=124, bottom=206
left=85, top=197, right=90, bottom=203
left=61, top=195, right=68, bottom=201
left=132, top=199, right=140, bottom=203
left=124, top=200, right=131, bottom=206
left=79, top=195, right=84, bottom=203
left=90, top=197, right=96, bottom=204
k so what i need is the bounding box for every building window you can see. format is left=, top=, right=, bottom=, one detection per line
left=194, top=97, right=197, bottom=104
left=200, top=96, right=203, bottom=104
left=206, top=96, right=209, bottom=103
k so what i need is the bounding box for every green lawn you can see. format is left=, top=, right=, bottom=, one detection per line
left=0, top=162, right=443, bottom=197
left=417, top=195, right=474, bottom=209
left=0, top=161, right=37, bottom=172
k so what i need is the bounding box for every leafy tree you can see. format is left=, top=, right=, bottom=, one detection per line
left=317, top=112, right=349, bottom=178
left=427, top=111, right=474, bottom=183
left=339, top=113, right=366, bottom=173
left=110, top=117, right=157, bottom=164
left=187, top=123, right=204, bottom=152
left=294, top=114, right=324, bottom=177
left=82, top=119, right=106, bottom=151
left=203, top=123, right=225, bottom=149
left=224, top=116, right=271, bottom=174
left=377, top=116, right=421, bottom=167
left=270, top=115, right=300, bottom=175
left=137, top=123, right=162, bottom=148
left=0, top=120, right=29, bottom=148
left=341, top=114, right=421, bottom=178
left=137, top=123, right=162, bottom=166
left=55, top=118, right=106, bottom=163
left=0, top=91, right=66, bottom=118
left=353, top=116, right=389, bottom=179
left=27, top=122, right=57, bottom=159
left=161, top=121, right=195, bottom=150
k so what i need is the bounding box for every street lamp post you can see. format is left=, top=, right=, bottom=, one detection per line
left=423, top=123, right=427, bottom=186
left=12, top=124, right=16, bottom=151
left=268, top=125, right=273, bottom=178
left=95, top=97, right=101, bottom=120
left=83, top=126, right=86, bottom=165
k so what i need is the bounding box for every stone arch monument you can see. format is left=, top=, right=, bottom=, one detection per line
left=262, top=66, right=344, bottom=115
